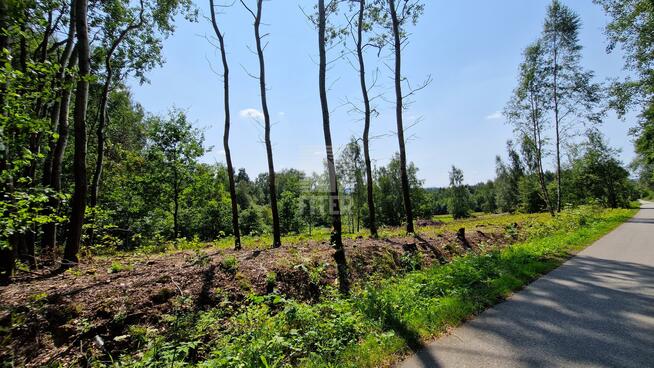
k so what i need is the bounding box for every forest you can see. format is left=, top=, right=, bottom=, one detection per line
left=0, top=0, right=652, bottom=367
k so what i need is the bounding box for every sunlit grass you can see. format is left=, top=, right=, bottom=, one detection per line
left=102, top=211, right=558, bottom=258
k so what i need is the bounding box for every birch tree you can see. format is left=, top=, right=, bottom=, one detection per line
left=209, top=0, right=241, bottom=249
left=241, top=0, right=282, bottom=248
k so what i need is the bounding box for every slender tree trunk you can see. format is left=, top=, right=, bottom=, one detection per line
left=389, top=0, right=414, bottom=234
left=318, top=0, right=349, bottom=294
left=42, top=52, right=76, bottom=252
left=247, top=0, right=281, bottom=248
left=552, top=42, right=562, bottom=213
left=536, top=150, right=553, bottom=216
left=0, top=1, right=13, bottom=284
left=210, top=0, right=241, bottom=250
left=356, top=0, right=378, bottom=238
left=90, top=1, right=144, bottom=208
left=173, top=167, right=179, bottom=239
left=62, top=0, right=90, bottom=267
left=42, top=1, right=76, bottom=253
left=308, top=204, right=312, bottom=236
left=42, top=101, right=61, bottom=188
left=90, top=78, right=109, bottom=208
left=530, top=98, right=554, bottom=217
left=19, top=15, right=27, bottom=72
left=19, top=9, right=57, bottom=270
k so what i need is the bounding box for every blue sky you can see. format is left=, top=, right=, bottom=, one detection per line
left=127, top=0, right=636, bottom=187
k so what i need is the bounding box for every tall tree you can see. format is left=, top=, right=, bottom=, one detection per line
left=388, top=0, right=423, bottom=233
left=495, top=140, right=524, bottom=213
left=353, top=0, right=379, bottom=237
left=505, top=42, right=554, bottom=216
left=1, top=1, right=63, bottom=278
left=337, top=137, right=365, bottom=233
left=89, top=0, right=196, bottom=208
left=209, top=0, right=241, bottom=249
left=147, top=110, right=204, bottom=239
left=241, top=0, right=281, bottom=248
left=41, top=0, right=77, bottom=253
left=569, top=130, right=631, bottom=208
left=541, top=0, right=602, bottom=212
left=63, top=0, right=91, bottom=266
left=90, top=0, right=146, bottom=208
left=447, top=165, right=471, bottom=219
left=373, top=153, right=424, bottom=226
left=594, top=0, right=654, bottom=190
left=318, top=0, right=349, bottom=294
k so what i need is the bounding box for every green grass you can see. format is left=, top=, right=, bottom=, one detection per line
left=430, top=211, right=486, bottom=224
left=121, top=211, right=551, bottom=257
left=108, top=206, right=635, bottom=368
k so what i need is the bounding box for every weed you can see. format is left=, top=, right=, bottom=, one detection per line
left=400, top=252, right=423, bottom=271
left=266, top=271, right=277, bottom=291
left=220, top=256, right=238, bottom=274
left=107, top=261, right=132, bottom=274
left=188, top=249, right=210, bottom=267
left=235, top=272, right=253, bottom=292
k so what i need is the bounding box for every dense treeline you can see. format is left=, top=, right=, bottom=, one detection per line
left=0, top=0, right=649, bottom=285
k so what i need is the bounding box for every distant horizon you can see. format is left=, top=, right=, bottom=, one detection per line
left=128, top=0, right=637, bottom=187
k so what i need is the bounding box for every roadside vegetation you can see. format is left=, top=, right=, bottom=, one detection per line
left=0, top=205, right=635, bottom=366
left=1, top=0, right=652, bottom=366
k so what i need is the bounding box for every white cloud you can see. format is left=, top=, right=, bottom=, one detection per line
left=239, top=108, right=264, bottom=121
left=485, top=111, right=503, bottom=120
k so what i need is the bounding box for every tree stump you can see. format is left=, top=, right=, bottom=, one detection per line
left=457, top=227, right=472, bottom=251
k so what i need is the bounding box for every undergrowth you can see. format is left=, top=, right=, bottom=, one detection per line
left=97, top=212, right=553, bottom=258
left=89, top=206, right=634, bottom=368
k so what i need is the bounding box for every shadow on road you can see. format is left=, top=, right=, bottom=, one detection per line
left=626, top=217, right=654, bottom=224
left=403, top=203, right=654, bottom=367
left=418, top=255, right=654, bottom=368
left=384, top=313, right=442, bottom=368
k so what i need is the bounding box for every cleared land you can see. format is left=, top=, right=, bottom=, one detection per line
left=0, top=207, right=636, bottom=367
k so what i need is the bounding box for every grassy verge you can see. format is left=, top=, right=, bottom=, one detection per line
left=333, top=207, right=635, bottom=367
left=107, top=207, right=635, bottom=368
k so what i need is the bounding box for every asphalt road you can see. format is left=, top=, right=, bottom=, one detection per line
left=398, top=202, right=654, bottom=368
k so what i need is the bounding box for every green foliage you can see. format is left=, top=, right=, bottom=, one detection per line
left=107, top=261, right=133, bottom=274
left=220, top=256, right=238, bottom=274
left=399, top=251, right=423, bottom=271
left=594, top=0, right=654, bottom=191
left=279, top=190, right=301, bottom=234
left=519, top=175, right=548, bottom=213
left=542, top=0, right=603, bottom=126
left=495, top=141, right=524, bottom=213
left=83, top=206, right=122, bottom=252
left=240, top=205, right=267, bottom=236
left=447, top=166, right=471, bottom=219
left=266, top=271, right=277, bottom=290
left=199, top=295, right=367, bottom=367
left=567, top=130, right=633, bottom=208
left=0, top=49, right=66, bottom=250
left=374, top=153, right=428, bottom=226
